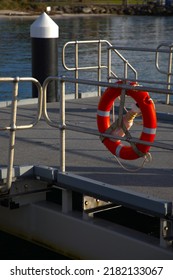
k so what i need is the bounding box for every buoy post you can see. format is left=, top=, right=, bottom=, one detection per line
left=30, top=12, right=59, bottom=102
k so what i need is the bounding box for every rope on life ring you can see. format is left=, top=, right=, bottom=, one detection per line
left=97, top=82, right=157, bottom=160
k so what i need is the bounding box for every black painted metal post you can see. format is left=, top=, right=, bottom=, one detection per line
left=30, top=12, right=59, bottom=102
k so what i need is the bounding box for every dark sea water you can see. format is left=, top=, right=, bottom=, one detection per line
left=0, top=15, right=173, bottom=101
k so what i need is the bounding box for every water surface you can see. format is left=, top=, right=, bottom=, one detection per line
left=0, top=15, right=173, bottom=101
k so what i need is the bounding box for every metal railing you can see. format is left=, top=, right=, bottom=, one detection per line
left=0, top=75, right=173, bottom=192
left=63, top=40, right=173, bottom=104
left=62, top=40, right=137, bottom=98
left=113, top=44, right=173, bottom=105
left=1, top=42, right=173, bottom=192
left=43, top=76, right=173, bottom=173
left=155, top=42, right=173, bottom=104
left=0, top=77, right=42, bottom=190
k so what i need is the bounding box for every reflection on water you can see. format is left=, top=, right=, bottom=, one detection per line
left=0, top=15, right=173, bottom=101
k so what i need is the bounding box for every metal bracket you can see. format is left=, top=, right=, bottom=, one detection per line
left=160, top=218, right=173, bottom=248
left=83, top=195, right=109, bottom=211
left=0, top=178, right=51, bottom=209
left=83, top=195, right=119, bottom=219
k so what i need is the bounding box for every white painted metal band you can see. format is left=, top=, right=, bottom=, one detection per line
left=97, top=110, right=110, bottom=117
left=143, top=127, right=156, bottom=134
left=115, top=144, right=123, bottom=157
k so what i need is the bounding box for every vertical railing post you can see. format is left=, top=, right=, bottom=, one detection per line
left=60, top=79, right=66, bottom=173
left=75, top=41, right=79, bottom=99
left=6, top=77, right=19, bottom=190
left=107, top=46, right=112, bottom=83
left=118, top=61, right=128, bottom=126
left=98, top=41, right=102, bottom=96
left=107, top=46, right=115, bottom=121
left=124, top=60, right=128, bottom=80
left=155, top=43, right=173, bottom=105
left=60, top=78, right=73, bottom=213
left=166, top=46, right=173, bottom=105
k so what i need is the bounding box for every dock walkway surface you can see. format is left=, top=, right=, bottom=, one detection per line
left=0, top=96, right=173, bottom=203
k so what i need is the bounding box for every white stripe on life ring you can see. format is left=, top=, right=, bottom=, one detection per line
left=115, top=143, right=123, bottom=157
left=143, top=127, right=156, bottom=134
left=97, top=110, right=110, bottom=117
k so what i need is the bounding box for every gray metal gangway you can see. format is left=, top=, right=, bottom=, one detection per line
left=0, top=41, right=173, bottom=259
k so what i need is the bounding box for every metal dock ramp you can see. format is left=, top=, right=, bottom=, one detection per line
left=0, top=42, right=173, bottom=259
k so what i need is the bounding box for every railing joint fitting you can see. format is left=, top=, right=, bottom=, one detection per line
left=59, top=124, right=66, bottom=130
left=14, top=76, right=20, bottom=82
left=10, top=124, right=17, bottom=132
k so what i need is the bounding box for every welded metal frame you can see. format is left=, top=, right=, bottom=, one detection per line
left=0, top=42, right=173, bottom=258
left=0, top=164, right=173, bottom=251
left=0, top=77, right=42, bottom=190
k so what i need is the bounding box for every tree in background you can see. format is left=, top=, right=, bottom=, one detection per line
left=122, top=0, right=128, bottom=6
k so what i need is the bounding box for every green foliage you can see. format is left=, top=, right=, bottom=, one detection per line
left=0, top=0, right=145, bottom=11
left=0, top=0, right=47, bottom=11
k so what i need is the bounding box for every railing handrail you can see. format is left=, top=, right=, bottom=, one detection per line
left=42, top=76, right=173, bottom=174
left=62, top=40, right=137, bottom=98
left=1, top=42, right=173, bottom=192
left=0, top=74, right=173, bottom=192
left=0, top=77, right=42, bottom=190
left=63, top=40, right=173, bottom=104
left=0, top=77, right=42, bottom=130
left=111, top=44, right=173, bottom=105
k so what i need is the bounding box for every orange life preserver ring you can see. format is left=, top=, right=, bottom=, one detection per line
left=97, top=82, right=157, bottom=160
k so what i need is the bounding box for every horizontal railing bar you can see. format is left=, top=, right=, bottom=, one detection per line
left=0, top=77, right=42, bottom=132
left=41, top=119, right=173, bottom=152
left=0, top=77, right=40, bottom=83
left=66, top=124, right=173, bottom=151
left=109, top=46, right=173, bottom=53
left=0, top=77, right=17, bottom=82
left=108, top=76, right=173, bottom=87
left=62, top=65, right=107, bottom=71
left=43, top=76, right=173, bottom=152
left=63, top=39, right=110, bottom=45
left=0, top=123, right=38, bottom=131
left=59, top=76, right=173, bottom=95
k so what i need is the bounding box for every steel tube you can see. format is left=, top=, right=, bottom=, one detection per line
left=6, top=78, right=19, bottom=190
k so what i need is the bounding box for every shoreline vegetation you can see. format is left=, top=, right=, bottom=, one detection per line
left=1, top=2, right=173, bottom=17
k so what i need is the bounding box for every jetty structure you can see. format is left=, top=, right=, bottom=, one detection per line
left=0, top=13, right=173, bottom=259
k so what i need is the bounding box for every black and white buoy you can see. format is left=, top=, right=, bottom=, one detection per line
left=30, top=12, right=59, bottom=102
